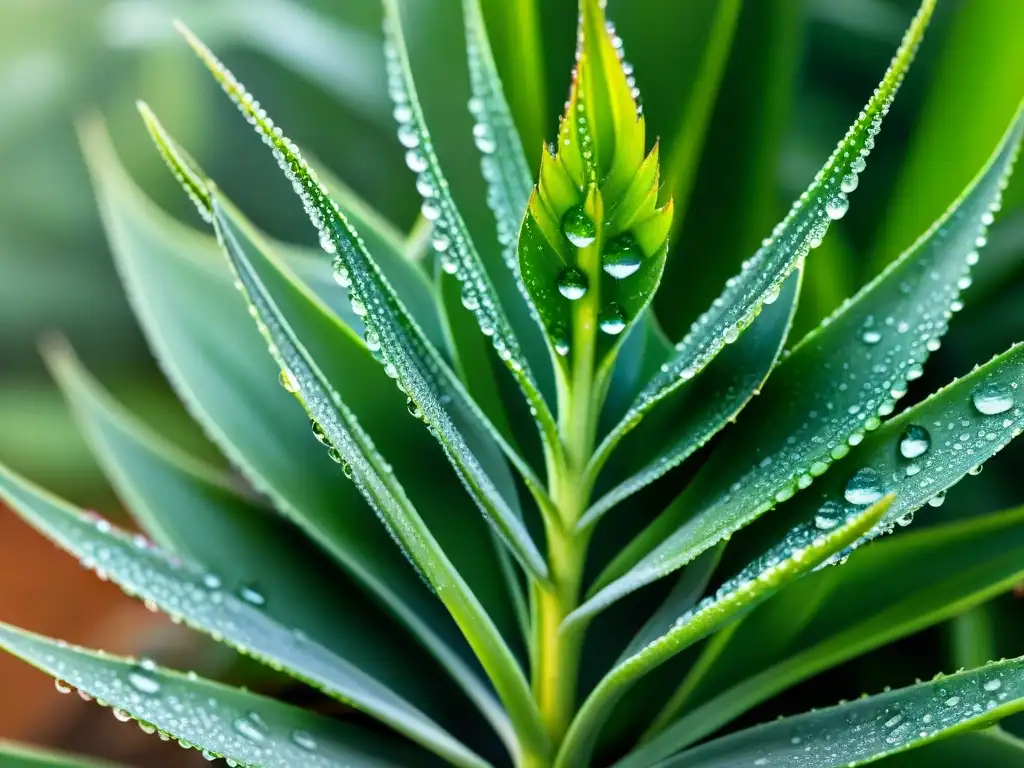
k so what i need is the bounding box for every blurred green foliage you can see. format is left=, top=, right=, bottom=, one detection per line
left=0, top=0, right=1021, bottom=747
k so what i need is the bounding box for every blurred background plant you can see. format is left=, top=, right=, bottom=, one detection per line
left=0, top=0, right=1020, bottom=764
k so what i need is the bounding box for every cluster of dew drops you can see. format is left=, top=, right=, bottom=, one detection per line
left=381, top=20, right=531, bottom=382
left=53, top=663, right=319, bottom=765
left=549, top=17, right=647, bottom=357
left=55, top=515, right=329, bottom=764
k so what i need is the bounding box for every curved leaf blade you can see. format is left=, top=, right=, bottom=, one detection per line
left=621, top=505, right=1024, bottom=765
left=0, top=624, right=438, bottom=768
left=211, top=196, right=546, bottom=757
left=583, top=103, right=1024, bottom=610
left=665, top=657, right=1024, bottom=768
left=593, top=0, right=936, bottom=473
left=381, top=0, right=560, bottom=461
left=0, top=464, right=489, bottom=768
left=80, top=118, right=505, bottom=746
left=555, top=496, right=891, bottom=768
left=580, top=268, right=801, bottom=532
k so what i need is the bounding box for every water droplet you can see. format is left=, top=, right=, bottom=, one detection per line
left=599, top=304, right=627, bottom=336
left=54, top=679, right=72, bottom=695
left=292, top=730, right=318, bottom=751
left=895, top=511, right=914, bottom=527
left=814, top=502, right=843, bottom=531
left=840, top=173, right=859, bottom=193
left=238, top=584, right=266, bottom=607
left=944, top=696, right=960, bottom=707
left=899, top=425, right=931, bottom=459
left=311, top=420, right=330, bottom=446
left=927, top=491, right=946, bottom=508
left=968, top=464, right=984, bottom=476
left=233, top=712, right=268, bottom=743
left=112, top=708, right=133, bottom=723
left=551, top=325, right=570, bottom=357
left=972, top=381, right=1014, bottom=415
left=984, top=678, right=1002, bottom=692
left=562, top=206, right=596, bottom=248
left=844, top=468, right=885, bottom=505
left=397, top=123, right=419, bottom=149
left=602, top=234, right=642, bottom=279
left=128, top=663, right=162, bottom=696
left=862, top=329, right=882, bottom=345
left=318, top=230, right=336, bottom=254
left=826, top=194, right=849, bottom=220
left=407, top=398, right=423, bottom=419
left=556, top=266, right=588, bottom=300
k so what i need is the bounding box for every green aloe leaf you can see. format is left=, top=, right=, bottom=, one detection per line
left=381, top=0, right=560, bottom=465
left=582, top=102, right=1024, bottom=611
left=519, top=0, right=673, bottom=394
left=877, top=728, right=1024, bottom=767
left=579, top=268, right=801, bottom=532
left=210, top=195, right=547, bottom=756
left=661, top=657, right=1024, bottom=768
left=618, top=504, right=1024, bottom=766
left=43, top=342, right=469, bottom=719
left=174, top=21, right=556, bottom=532
left=590, top=0, right=936, bottom=478
left=555, top=496, right=892, bottom=768
left=0, top=464, right=488, bottom=768
left=0, top=741, right=117, bottom=768
left=461, top=0, right=539, bottom=329
left=80, top=117, right=507, bottom=743
left=138, top=102, right=445, bottom=349
left=0, top=624, right=440, bottom=768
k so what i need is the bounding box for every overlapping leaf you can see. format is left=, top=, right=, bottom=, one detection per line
left=590, top=0, right=937, bottom=476
left=80, top=117, right=507, bottom=743
left=0, top=464, right=488, bottom=768
left=554, top=496, right=891, bottom=767
left=0, top=741, right=117, bottom=768
left=211, top=196, right=545, bottom=756
left=618, top=505, right=1024, bottom=766
left=579, top=103, right=1023, bottom=615
left=662, top=657, right=1024, bottom=768
left=0, top=624, right=439, bottom=768
left=381, top=0, right=559, bottom=462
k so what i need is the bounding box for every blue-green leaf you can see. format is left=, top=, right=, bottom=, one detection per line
left=0, top=464, right=489, bottom=768
left=80, top=117, right=505, bottom=745
left=555, top=496, right=892, bottom=768
left=382, top=0, right=560, bottom=464
left=594, top=0, right=936, bottom=472
left=584, top=101, right=1024, bottom=608
left=0, top=624, right=440, bottom=768
left=662, top=657, right=1024, bottom=768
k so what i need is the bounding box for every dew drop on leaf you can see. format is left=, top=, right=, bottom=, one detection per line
left=556, top=266, right=588, bottom=300
left=562, top=205, right=596, bottom=248
left=814, top=501, right=843, bottom=531
left=602, top=233, right=642, bottom=279
left=826, top=194, right=850, bottom=220
left=862, top=329, right=882, bottom=345
left=291, top=730, right=318, bottom=751
left=844, top=468, right=885, bottom=505
left=898, top=425, right=931, bottom=459
left=278, top=369, right=298, bottom=394
left=599, top=304, right=627, bottom=336
left=840, top=173, right=860, bottom=193
left=927, top=490, right=946, bottom=508
left=54, top=679, right=72, bottom=695
left=972, top=381, right=1014, bottom=415
left=551, top=325, right=570, bottom=357
left=237, top=584, right=266, bottom=607
left=127, top=661, right=162, bottom=696
left=232, top=712, right=268, bottom=743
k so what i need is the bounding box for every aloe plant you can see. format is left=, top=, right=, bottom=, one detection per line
left=3, top=0, right=1024, bottom=766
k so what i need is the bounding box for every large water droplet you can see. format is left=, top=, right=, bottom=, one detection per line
left=551, top=325, right=570, bottom=357
left=826, top=194, right=850, bottom=220
left=814, top=501, right=843, bottom=531
left=927, top=490, right=946, bottom=508
left=972, top=381, right=1014, bottom=415
left=602, top=234, right=642, bottom=279
left=899, top=425, right=931, bottom=459
left=840, top=173, right=859, bottom=193
left=599, top=304, right=627, bottom=335
left=844, top=468, right=885, bottom=505
left=128, top=661, right=162, bottom=696
left=238, top=584, right=266, bottom=607
left=233, top=712, right=268, bottom=743
left=556, top=266, right=588, bottom=300
left=292, top=730, right=318, bottom=751
left=562, top=206, right=596, bottom=248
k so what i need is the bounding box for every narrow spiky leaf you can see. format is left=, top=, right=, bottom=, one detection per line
left=0, top=465, right=488, bottom=768
left=0, top=624, right=436, bottom=768
left=381, top=0, right=560, bottom=460
left=663, top=657, right=1024, bottom=768
left=593, top=0, right=936, bottom=471
left=589, top=106, right=1024, bottom=601
left=556, top=496, right=892, bottom=768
